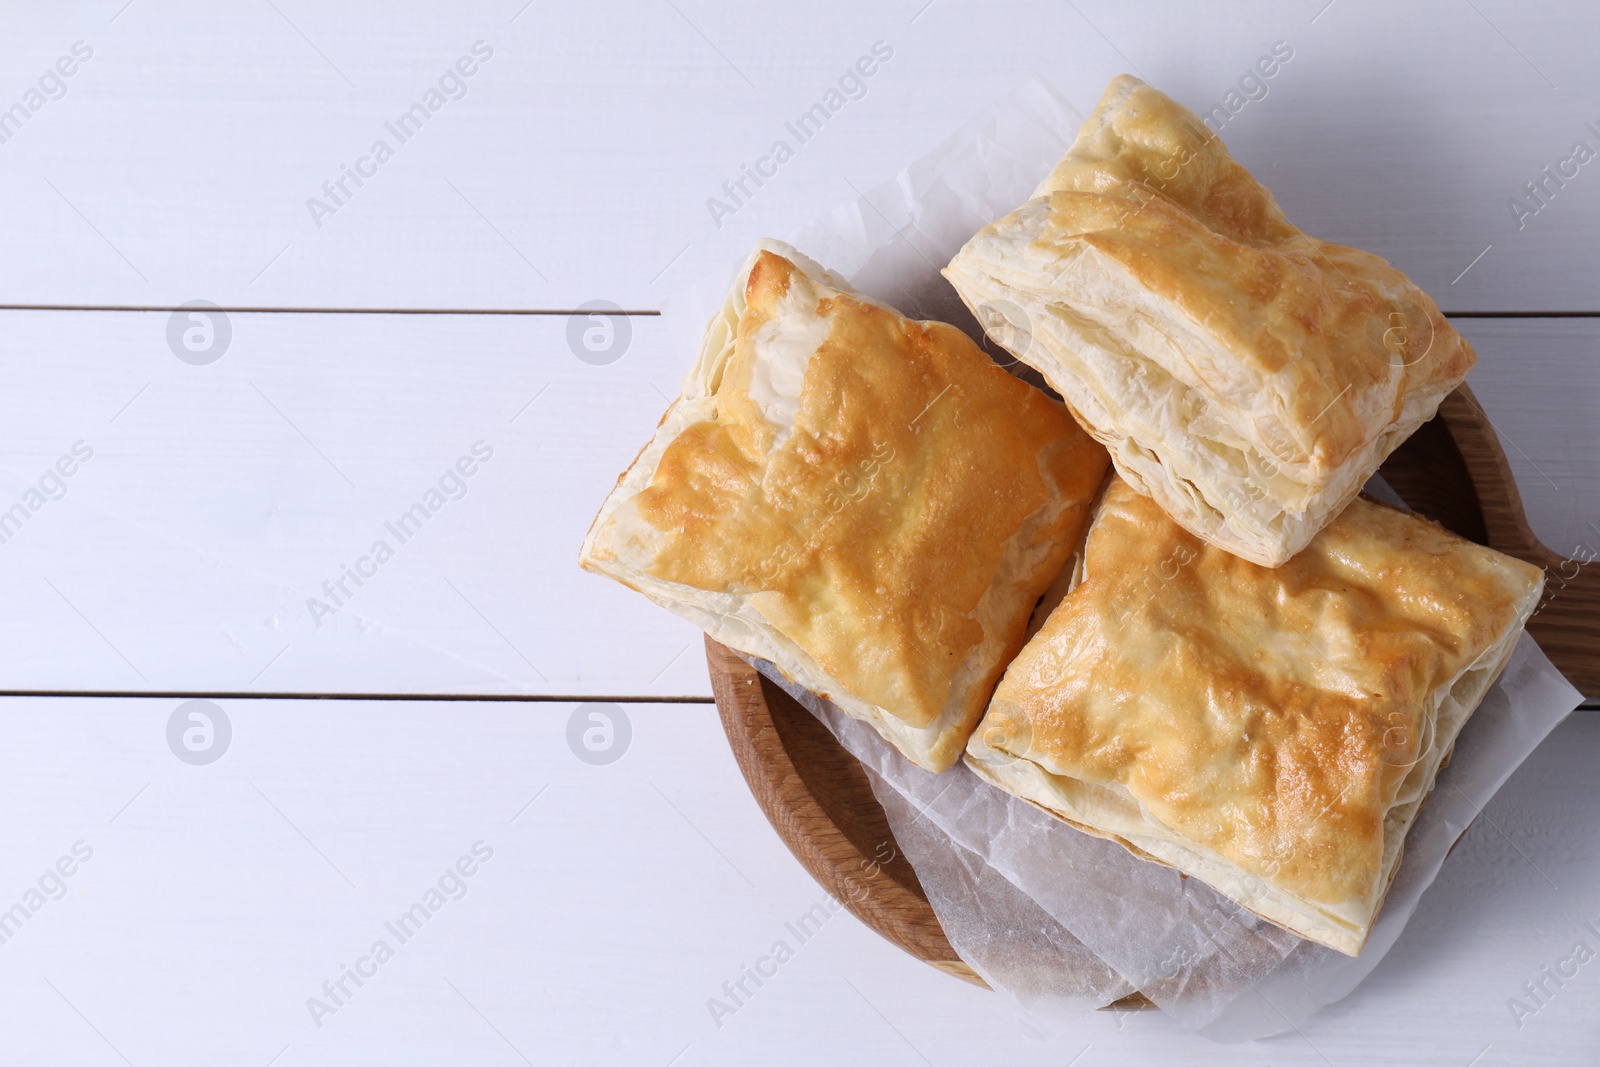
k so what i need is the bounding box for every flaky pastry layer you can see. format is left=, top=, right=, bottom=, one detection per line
left=966, top=477, right=1544, bottom=954
left=581, top=241, right=1108, bottom=771
left=944, top=75, right=1474, bottom=566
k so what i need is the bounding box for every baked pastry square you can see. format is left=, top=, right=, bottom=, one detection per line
left=581, top=241, right=1109, bottom=772
left=944, top=75, right=1475, bottom=566
left=966, top=476, right=1544, bottom=954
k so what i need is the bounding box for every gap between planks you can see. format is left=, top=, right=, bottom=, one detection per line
left=0, top=305, right=661, bottom=316
left=0, top=690, right=712, bottom=703
left=4, top=306, right=1600, bottom=319
left=0, top=689, right=1586, bottom=710
left=0, top=303, right=1589, bottom=708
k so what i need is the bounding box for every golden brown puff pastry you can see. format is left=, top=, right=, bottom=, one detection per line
left=943, top=75, right=1475, bottom=567
left=580, top=241, right=1109, bottom=772
left=966, top=476, right=1544, bottom=955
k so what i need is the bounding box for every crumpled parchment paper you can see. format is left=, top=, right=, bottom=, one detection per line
left=746, top=631, right=1578, bottom=1041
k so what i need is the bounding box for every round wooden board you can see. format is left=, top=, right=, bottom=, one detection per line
left=708, top=384, right=1600, bottom=1000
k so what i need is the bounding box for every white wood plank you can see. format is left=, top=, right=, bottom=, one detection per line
left=0, top=697, right=1592, bottom=1063
left=1, top=0, right=1599, bottom=311
left=0, top=309, right=1592, bottom=696
left=0, top=308, right=707, bottom=696
left=1457, top=317, right=1600, bottom=559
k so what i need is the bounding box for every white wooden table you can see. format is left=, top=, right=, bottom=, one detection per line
left=0, top=1, right=1595, bottom=1062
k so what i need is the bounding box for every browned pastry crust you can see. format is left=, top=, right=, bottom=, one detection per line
left=582, top=242, right=1109, bottom=771
left=945, top=75, right=1475, bottom=566
left=966, top=476, right=1544, bottom=953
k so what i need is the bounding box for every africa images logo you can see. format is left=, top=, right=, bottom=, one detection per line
left=305, top=41, right=495, bottom=229
left=166, top=700, right=232, bottom=766
left=705, top=41, right=893, bottom=228
left=0, top=40, right=93, bottom=147
left=306, top=441, right=494, bottom=628
left=306, top=841, right=495, bottom=1029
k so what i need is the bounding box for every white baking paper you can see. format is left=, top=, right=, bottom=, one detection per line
left=666, top=76, right=1586, bottom=1041
left=747, top=632, right=1579, bottom=1041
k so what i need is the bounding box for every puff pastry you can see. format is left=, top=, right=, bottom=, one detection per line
left=944, top=75, right=1475, bottom=566
left=580, top=241, right=1109, bottom=772
left=966, top=476, right=1544, bottom=955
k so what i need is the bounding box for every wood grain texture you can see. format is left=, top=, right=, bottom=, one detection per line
left=1451, top=317, right=1600, bottom=560
left=1440, top=386, right=1600, bottom=694
left=710, top=384, right=1597, bottom=991
left=705, top=636, right=985, bottom=986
